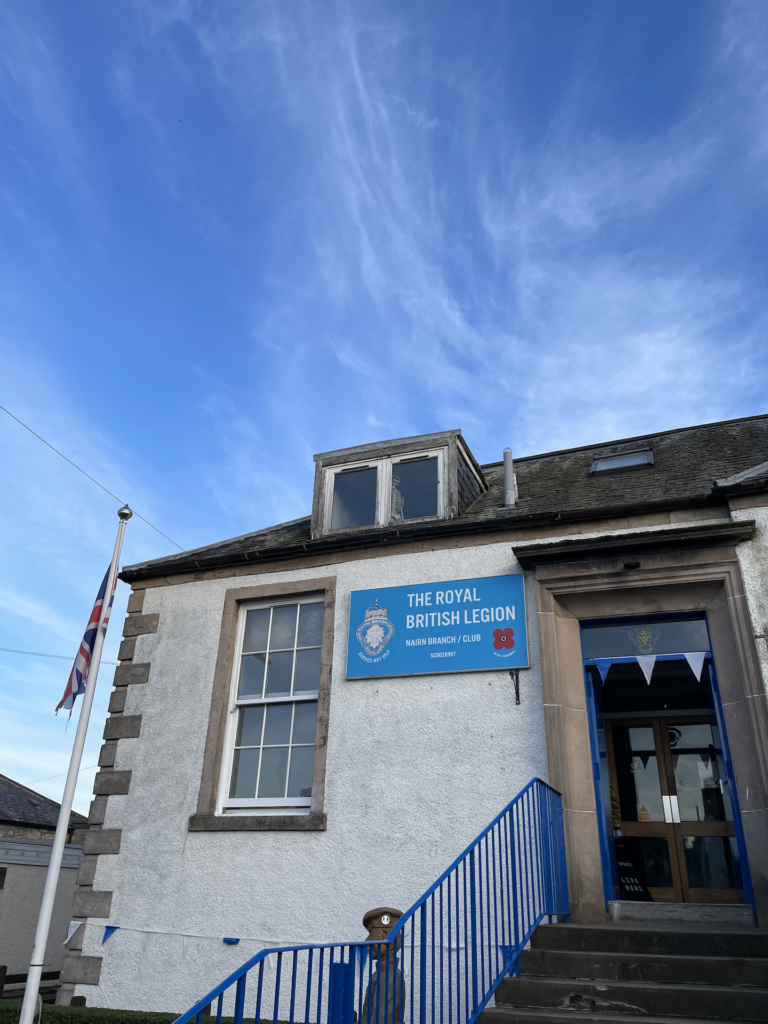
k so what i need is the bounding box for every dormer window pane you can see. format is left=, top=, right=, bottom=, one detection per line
left=331, top=467, right=377, bottom=529
left=391, top=457, right=438, bottom=522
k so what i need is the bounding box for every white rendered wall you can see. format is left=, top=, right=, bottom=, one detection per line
left=733, top=504, right=768, bottom=697
left=82, top=542, right=548, bottom=1013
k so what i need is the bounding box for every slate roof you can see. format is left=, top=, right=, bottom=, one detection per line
left=121, top=413, right=768, bottom=582
left=0, top=773, right=88, bottom=831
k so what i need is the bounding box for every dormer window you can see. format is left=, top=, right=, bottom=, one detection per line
left=325, top=449, right=446, bottom=532
left=311, top=431, right=486, bottom=540
left=590, top=448, right=654, bottom=474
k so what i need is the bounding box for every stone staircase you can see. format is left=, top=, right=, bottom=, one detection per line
left=481, top=922, right=768, bottom=1023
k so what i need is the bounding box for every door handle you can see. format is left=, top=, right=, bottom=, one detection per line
left=662, top=795, right=681, bottom=824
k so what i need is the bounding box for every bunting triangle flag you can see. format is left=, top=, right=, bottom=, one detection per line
left=102, top=926, right=120, bottom=944
left=594, top=659, right=613, bottom=684
left=139, top=931, right=155, bottom=952
left=636, top=656, right=656, bottom=684
left=684, top=652, right=707, bottom=681
left=64, top=921, right=82, bottom=945
left=182, top=935, right=195, bottom=957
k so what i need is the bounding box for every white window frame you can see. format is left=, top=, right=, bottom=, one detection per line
left=323, top=448, right=447, bottom=533
left=218, top=595, right=324, bottom=814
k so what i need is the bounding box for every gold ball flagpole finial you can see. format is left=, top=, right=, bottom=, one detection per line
left=117, top=505, right=133, bottom=521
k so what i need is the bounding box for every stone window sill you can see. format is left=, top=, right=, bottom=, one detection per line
left=188, top=813, right=326, bottom=832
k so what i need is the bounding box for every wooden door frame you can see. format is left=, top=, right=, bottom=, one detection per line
left=605, top=716, right=684, bottom=902
left=605, top=714, right=739, bottom=904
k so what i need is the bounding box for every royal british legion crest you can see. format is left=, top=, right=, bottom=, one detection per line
left=356, top=599, right=395, bottom=657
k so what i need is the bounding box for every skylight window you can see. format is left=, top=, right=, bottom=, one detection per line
left=590, top=449, right=654, bottom=474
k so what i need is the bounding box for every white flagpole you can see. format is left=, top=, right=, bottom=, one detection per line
left=19, top=505, right=133, bottom=1024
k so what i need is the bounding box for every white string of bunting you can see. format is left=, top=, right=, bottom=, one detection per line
left=592, top=651, right=708, bottom=685
left=64, top=921, right=454, bottom=968
left=64, top=921, right=299, bottom=956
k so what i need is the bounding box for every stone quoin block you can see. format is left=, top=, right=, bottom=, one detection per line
left=117, top=637, right=137, bottom=662
left=71, top=889, right=113, bottom=918
left=93, top=769, right=132, bottom=795
left=103, top=715, right=142, bottom=741
left=83, top=828, right=122, bottom=856
left=61, top=954, right=103, bottom=986
left=126, top=590, right=146, bottom=614
left=108, top=688, right=127, bottom=714
left=77, top=857, right=98, bottom=886
left=113, top=662, right=151, bottom=686
left=98, top=741, right=117, bottom=767
left=122, top=613, right=159, bottom=637
left=88, top=796, right=108, bottom=824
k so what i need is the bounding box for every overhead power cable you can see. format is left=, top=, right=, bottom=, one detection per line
left=0, top=647, right=117, bottom=666
left=28, top=765, right=98, bottom=785
left=0, top=403, right=184, bottom=550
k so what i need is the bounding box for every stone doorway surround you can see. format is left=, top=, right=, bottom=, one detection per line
left=514, top=520, right=768, bottom=926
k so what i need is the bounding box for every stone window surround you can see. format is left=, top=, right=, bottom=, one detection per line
left=189, top=576, right=336, bottom=832
left=521, top=531, right=768, bottom=927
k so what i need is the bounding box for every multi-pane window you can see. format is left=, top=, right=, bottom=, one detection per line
left=326, top=450, right=445, bottom=532
left=227, top=600, right=324, bottom=807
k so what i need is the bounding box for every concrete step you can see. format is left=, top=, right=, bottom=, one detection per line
left=520, top=947, right=768, bottom=987
left=494, top=976, right=768, bottom=1021
left=483, top=1010, right=757, bottom=1024
left=531, top=923, right=768, bottom=959
left=608, top=900, right=757, bottom=929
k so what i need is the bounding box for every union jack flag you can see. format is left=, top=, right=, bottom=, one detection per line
left=56, top=567, right=117, bottom=714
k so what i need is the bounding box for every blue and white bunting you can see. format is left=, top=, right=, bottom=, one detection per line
left=635, top=656, right=656, bottom=684
left=684, top=652, right=707, bottom=681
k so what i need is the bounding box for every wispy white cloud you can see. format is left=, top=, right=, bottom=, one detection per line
left=0, top=6, right=98, bottom=225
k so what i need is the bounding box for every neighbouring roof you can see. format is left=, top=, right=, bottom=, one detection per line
left=121, top=413, right=768, bottom=583
left=0, top=773, right=88, bottom=831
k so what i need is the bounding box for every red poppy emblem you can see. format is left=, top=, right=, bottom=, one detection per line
left=493, top=628, right=515, bottom=650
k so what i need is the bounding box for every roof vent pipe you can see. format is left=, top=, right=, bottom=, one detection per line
left=503, top=447, right=518, bottom=507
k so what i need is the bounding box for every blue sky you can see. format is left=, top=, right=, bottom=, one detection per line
left=1, top=0, right=767, bottom=813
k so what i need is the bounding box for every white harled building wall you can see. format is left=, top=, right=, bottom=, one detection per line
left=734, top=505, right=768, bottom=697
left=82, top=541, right=547, bottom=1013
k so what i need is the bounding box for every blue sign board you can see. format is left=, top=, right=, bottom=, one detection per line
left=346, top=574, right=528, bottom=679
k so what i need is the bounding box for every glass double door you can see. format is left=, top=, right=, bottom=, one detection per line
left=606, top=715, right=740, bottom=903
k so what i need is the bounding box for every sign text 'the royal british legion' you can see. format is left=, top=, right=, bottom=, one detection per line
left=346, top=574, right=528, bottom=679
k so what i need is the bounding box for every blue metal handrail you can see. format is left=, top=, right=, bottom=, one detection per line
left=175, top=778, right=568, bottom=1024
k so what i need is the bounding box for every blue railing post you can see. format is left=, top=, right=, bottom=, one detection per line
left=469, top=848, right=478, bottom=1015
left=556, top=792, right=569, bottom=918
left=419, top=902, right=427, bottom=1024
left=233, top=975, right=246, bottom=1024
